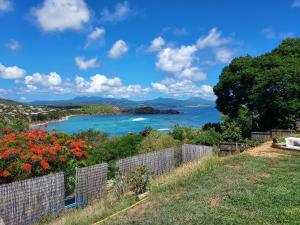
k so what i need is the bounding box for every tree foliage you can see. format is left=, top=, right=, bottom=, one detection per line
left=214, top=38, right=300, bottom=130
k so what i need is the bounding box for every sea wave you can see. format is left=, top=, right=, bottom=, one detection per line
left=131, top=117, right=148, bottom=122
left=157, top=128, right=170, bottom=131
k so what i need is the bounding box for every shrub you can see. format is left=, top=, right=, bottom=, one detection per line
left=87, top=133, right=142, bottom=165
left=170, top=125, right=198, bottom=142
left=73, top=129, right=108, bottom=149
left=221, top=115, right=243, bottom=142
left=139, top=131, right=178, bottom=153
left=189, top=128, right=224, bottom=146
left=0, top=128, right=88, bottom=186
left=113, top=173, right=127, bottom=199
left=202, top=122, right=222, bottom=133
left=126, top=165, right=152, bottom=199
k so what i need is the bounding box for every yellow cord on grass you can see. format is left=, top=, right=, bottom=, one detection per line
left=92, top=196, right=150, bottom=225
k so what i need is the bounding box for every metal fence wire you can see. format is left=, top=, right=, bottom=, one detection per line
left=182, top=144, right=213, bottom=163
left=75, top=163, right=108, bottom=206
left=0, top=173, right=64, bottom=225
left=117, top=148, right=175, bottom=176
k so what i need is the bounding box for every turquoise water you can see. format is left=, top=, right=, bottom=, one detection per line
left=42, top=107, right=220, bottom=136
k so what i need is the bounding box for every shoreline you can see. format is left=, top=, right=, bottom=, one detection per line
left=29, top=115, right=74, bottom=128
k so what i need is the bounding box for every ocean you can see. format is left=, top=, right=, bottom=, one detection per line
left=42, top=106, right=220, bottom=136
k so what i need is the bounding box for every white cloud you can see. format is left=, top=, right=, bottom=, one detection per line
left=32, top=0, right=90, bottom=31
left=262, top=27, right=294, bottom=40
left=0, top=0, right=11, bottom=12
left=6, top=39, right=21, bottom=50
left=196, top=28, right=230, bottom=49
left=215, top=48, right=234, bottom=63
left=292, top=0, right=300, bottom=7
left=0, top=64, right=26, bottom=79
left=156, top=45, right=206, bottom=80
left=25, top=72, right=62, bottom=87
left=86, top=27, right=105, bottom=47
left=151, top=78, right=215, bottom=99
left=101, top=1, right=131, bottom=23
left=76, top=74, right=149, bottom=97
left=75, top=56, right=100, bottom=70
left=108, top=40, right=128, bottom=59
left=148, top=36, right=165, bottom=52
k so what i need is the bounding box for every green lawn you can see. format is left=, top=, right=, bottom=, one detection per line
left=108, top=146, right=300, bottom=225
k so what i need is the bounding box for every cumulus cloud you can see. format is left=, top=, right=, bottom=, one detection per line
left=24, top=72, right=62, bottom=90
left=76, top=74, right=149, bottom=97
left=75, top=56, right=100, bottom=70
left=149, top=28, right=236, bottom=81
left=0, top=64, right=26, bottom=79
left=86, top=27, right=105, bottom=47
left=32, top=0, right=90, bottom=31
left=215, top=48, right=234, bottom=63
left=0, top=0, right=12, bottom=12
left=6, top=39, right=21, bottom=50
left=108, top=40, right=128, bottom=59
left=292, top=0, right=300, bottom=7
left=156, top=45, right=206, bottom=80
left=148, top=36, right=165, bottom=52
left=151, top=78, right=215, bottom=99
left=101, top=1, right=131, bottom=23
left=196, top=28, right=230, bottom=49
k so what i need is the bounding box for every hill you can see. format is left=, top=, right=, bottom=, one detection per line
left=30, top=96, right=215, bottom=108
left=43, top=142, right=300, bottom=225
left=0, top=98, right=24, bottom=106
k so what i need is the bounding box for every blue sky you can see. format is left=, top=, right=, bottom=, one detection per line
left=0, top=0, right=299, bottom=102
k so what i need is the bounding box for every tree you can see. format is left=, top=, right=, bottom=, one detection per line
left=214, top=38, right=300, bottom=131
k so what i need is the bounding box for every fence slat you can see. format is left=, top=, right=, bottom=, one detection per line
left=117, top=148, right=175, bottom=176
left=251, top=131, right=271, bottom=141
left=75, top=163, right=108, bottom=206
left=182, top=144, right=213, bottom=163
left=0, top=173, right=64, bottom=225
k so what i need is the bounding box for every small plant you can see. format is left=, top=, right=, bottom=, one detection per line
left=126, top=165, right=152, bottom=199
left=113, top=173, right=127, bottom=199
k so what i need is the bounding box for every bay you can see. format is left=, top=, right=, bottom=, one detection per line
left=42, top=106, right=220, bottom=136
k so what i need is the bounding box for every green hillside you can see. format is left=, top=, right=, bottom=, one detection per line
left=42, top=143, right=300, bottom=225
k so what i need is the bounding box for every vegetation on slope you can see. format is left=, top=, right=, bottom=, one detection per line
left=108, top=145, right=300, bottom=225
left=41, top=144, right=300, bottom=225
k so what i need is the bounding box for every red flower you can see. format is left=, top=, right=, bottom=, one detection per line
left=23, top=163, right=32, bottom=171
left=40, top=160, right=50, bottom=170
left=1, top=170, right=10, bottom=177
left=2, top=127, right=9, bottom=134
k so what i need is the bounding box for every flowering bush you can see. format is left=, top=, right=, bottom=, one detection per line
left=0, top=128, right=89, bottom=184
left=126, top=165, right=152, bottom=199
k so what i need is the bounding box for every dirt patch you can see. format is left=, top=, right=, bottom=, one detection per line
left=246, top=141, right=292, bottom=158
left=225, top=163, right=243, bottom=169
left=208, top=197, right=219, bottom=208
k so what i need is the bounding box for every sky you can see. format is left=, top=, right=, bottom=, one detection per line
left=0, top=0, right=299, bottom=102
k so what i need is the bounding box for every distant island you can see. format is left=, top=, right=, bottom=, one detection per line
left=123, top=107, right=180, bottom=115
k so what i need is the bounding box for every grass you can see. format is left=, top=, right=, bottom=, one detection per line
left=42, top=143, right=300, bottom=225
left=108, top=144, right=300, bottom=225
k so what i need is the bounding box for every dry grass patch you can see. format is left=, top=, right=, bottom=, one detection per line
left=246, top=141, right=294, bottom=158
